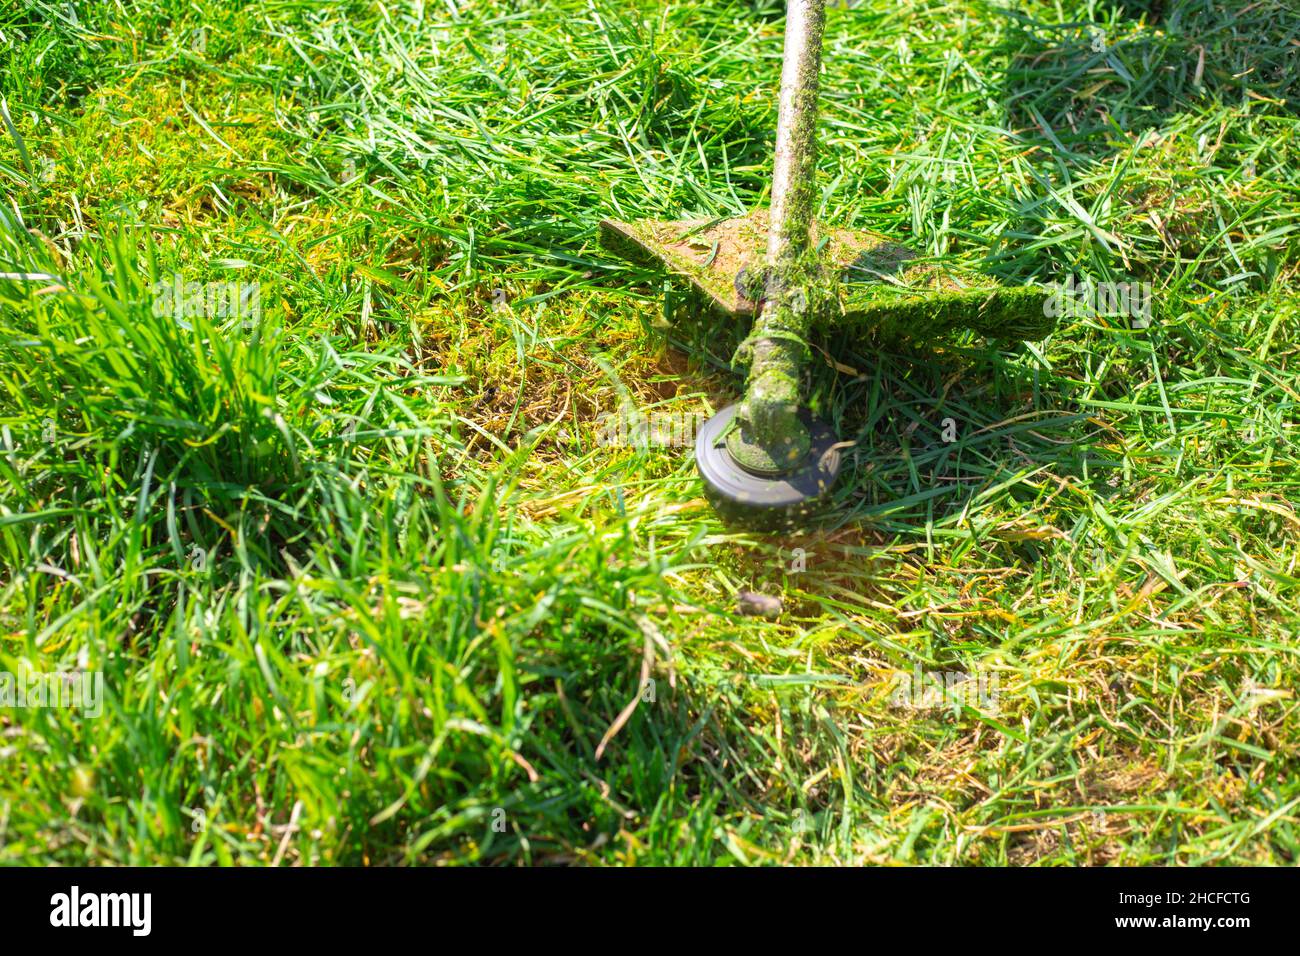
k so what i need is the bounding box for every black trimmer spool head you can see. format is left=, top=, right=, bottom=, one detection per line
left=694, top=403, right=841, bottom=531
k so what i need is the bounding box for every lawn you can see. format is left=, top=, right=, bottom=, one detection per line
left=0, top=0, right=1297, bottom=865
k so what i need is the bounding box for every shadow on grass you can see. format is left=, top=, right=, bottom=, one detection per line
left=991, top=0, right=1300, bottom=279
left=664, top=287, right=1101, bottom=553
left=817, top=332, right=1108, bottom=566
left=998, top=0, right=1300, bottom=159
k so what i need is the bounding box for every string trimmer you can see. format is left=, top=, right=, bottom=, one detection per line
left=600, top=0, right=1055, bottom=527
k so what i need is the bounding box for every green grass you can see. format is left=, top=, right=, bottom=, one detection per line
left=0, top=0, right=1297, bottom=864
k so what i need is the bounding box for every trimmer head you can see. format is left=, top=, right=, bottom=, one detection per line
left=600, top=210, right=1055, bottom=341
left=694, top=403, right=840, bottom=531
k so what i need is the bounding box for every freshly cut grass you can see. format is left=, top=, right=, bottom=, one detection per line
left=0, top=0, right=1297, bottom=864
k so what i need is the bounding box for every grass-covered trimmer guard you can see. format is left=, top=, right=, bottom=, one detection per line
left=600, top=0, right=1057, bottom=527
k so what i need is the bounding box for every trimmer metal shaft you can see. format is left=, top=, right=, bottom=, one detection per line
left=727, top=0, right=827, bottom=474
left=767, top=0, right=825, bottom=266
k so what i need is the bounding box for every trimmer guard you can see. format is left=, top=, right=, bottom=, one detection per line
left=599, top=210, right=1054, bottom=341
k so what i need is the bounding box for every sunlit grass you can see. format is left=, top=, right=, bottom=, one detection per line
left=0, top=0, right=1296, bottom=865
